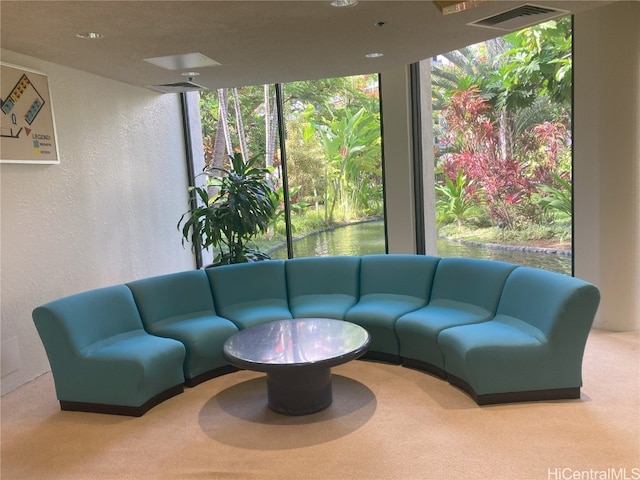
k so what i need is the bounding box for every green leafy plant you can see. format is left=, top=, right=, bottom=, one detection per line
left=435, top=169, right=480, bottom=227
left=268, top=185, right=310, bottom=236
left=178, top=153, right=279, bottom=266
left=303, top=105, right=381, bottom=223
left=537, top=173, right=572, bottom=219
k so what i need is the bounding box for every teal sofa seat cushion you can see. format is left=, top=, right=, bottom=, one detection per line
left=438, top=267, right=600, bottom=399
left=438, top=316, right=549, bottom=395
left=286, top=256, right=361, bottom=319
left=396, top=258, right=516, bottom=371
left=396, top=300, right=493, bottom=374
left=345, top=254, right=440, bottom=357
left=32, top=285, right=185, bottom=413
left=144, top=313, right=239, bottom=383
left=76, top=330, right=186, bottom=404
left=207, top=260, right=292, bottom=329
left=439, top=315, right=560, bottom=397
left=127, top=271, right=239, bottom=384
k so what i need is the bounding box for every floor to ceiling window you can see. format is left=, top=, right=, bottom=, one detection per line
left=195, top=74, right=385, bottom=261
left=190, top=19, right=571, bottom=270
left=430, top=16, right=573, bottom=275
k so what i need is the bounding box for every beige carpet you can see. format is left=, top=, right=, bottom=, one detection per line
left=2, top=329, right=639, bottom=480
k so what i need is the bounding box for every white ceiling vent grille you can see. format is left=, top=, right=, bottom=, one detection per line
left=468, top=4, right=568, bottom=31
left=147, top=80, right=207, bottom=94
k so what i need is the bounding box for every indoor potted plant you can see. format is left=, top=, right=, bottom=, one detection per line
left=178, top=152, right=278, bottom=266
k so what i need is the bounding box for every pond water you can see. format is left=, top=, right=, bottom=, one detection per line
left=268, top=220, right=572, bottom=275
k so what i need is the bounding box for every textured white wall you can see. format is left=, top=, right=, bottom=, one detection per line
left=0, top=51, right=196, bottom=394
left=573, top=2, right=640, bottom=331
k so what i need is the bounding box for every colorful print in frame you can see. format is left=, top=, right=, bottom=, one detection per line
left=1, top=62, right=60, bottom=164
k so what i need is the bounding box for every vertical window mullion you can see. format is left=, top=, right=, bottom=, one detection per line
left=275, top=83, right=294, bottom=259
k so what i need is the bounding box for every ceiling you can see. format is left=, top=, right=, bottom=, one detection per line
left=0, top=1, right=612, bottom=93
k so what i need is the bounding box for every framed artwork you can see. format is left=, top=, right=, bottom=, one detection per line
left=1, top=62, right=60, bottom=164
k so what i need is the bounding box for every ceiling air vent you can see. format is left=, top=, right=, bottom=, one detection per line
left=469, top=3, right=568, bottom=31
left=147, top=80, right=207, bottom=94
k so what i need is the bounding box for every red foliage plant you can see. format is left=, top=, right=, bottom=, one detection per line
left=438, top=87, right=569, bottom=227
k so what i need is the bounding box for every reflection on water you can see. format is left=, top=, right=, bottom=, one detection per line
left=270, top=221, right=386, bottom=259
left=269, top=221, right=572, bottom=275
left=436, top=237, right=571, bottom=274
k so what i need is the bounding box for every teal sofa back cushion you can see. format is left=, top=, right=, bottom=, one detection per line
left=127, top=270, right=216, bottom=328
left=286, top=256, right=361, bottom=319
left=207, top=260, right=292, bottom=328
left=344, top=255, right=440, bottom=357
left=430, top=257, right=517, bottom=313
left=496, top=267, right=601, bottom=339
left=33, top=285, right=145, bottom=354
left=358, top=254, right=440, bottom=299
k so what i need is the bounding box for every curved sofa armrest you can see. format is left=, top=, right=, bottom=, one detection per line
left=497, top=267, right=601, bottom=342
left=33, top=285, right=146, bottom=355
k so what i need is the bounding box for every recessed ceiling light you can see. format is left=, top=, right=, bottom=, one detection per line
left=331, top=0, right=358, bottom=7
left=365, top=52, right=384, bottom=58
left=76, top=32, right=103, bottom=40
left=434, top=0, right=487, bottom=15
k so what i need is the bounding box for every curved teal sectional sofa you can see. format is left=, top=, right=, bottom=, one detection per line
left=32, top=254, right=600, bottom=416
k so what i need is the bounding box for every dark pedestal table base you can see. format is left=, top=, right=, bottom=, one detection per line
left=266, top=367, right=332, bottom=415
left=223, top=318, right=370, bottom=416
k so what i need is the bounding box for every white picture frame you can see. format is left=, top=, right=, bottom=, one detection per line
left=1, top=62, right=60, bottom=164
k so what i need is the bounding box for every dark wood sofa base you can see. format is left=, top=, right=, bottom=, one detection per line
left=60, top=384, right=184, bottom=417
left=184, top=365, right=240, bottom=388
left=366, top=357, right=581, bottom=406
left=400, top=358, right=447, bottom=379
left=446, top=373, right=581, bottom=406
left=361, top=351, right=401, bottom=365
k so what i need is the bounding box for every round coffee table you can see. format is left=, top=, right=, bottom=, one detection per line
left=223, top=318, right=370, bottom=415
